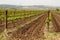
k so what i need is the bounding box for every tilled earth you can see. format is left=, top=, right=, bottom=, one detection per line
left=51, top=12, right=60, bottom=32
left=1, top=12, right=60, bottom=40
left=8, top=13, right=48, bottom=40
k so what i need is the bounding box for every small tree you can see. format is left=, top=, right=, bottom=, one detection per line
left=56, top=9, right=59, bottom=11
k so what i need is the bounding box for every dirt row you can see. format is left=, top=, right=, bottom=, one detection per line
left=0, top=13, right=44, bottom=33
left=51, top=13, right=60, bottom=32
left=0, top=11, right=48, bottom=33
left=7, top=14, right=43, bottom=29
left=9, top=13, right=48, bottom=40
left=7, top=14, right=46, bottom=35
left=0, top=19, right=6, bottom=32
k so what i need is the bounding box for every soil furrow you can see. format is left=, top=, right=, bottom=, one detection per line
left=9, top=13, right=48, bottom=40
left=51, top=13, right=60, bottom=32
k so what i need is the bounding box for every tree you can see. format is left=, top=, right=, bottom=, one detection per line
left=56, top=9, right=59, bottom=11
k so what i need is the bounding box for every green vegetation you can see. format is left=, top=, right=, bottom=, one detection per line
left=0, top=33, right=3, bottom=40
left=55, top=9, right=60, bottom=14
left=45, top=12, right=52, bottom=23
left=0, top=9, right=46, bottom=22
left=45, top=32, right=60, bottom=40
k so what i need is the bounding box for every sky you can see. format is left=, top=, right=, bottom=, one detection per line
left=0, top=0, right=60, bottom=7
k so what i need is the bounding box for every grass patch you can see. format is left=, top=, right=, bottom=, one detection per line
left=45, top=32, right=60, bottom=40
left=0, top=33, right=3, bottom=40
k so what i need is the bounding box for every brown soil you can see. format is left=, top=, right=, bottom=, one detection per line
left=51, top=13, right=60, bottom=32
left=9, top=13, right=48, bottom=40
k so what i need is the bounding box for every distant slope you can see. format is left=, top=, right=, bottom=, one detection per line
left=0, top=4, right=60, bottom=9
left=0, top=4, right=22, bottom=8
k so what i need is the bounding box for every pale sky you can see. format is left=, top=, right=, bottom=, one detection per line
left=0, top=0, right=60, bottom=7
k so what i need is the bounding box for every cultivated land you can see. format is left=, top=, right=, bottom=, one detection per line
left=0, top=9, right=60, bottom=40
